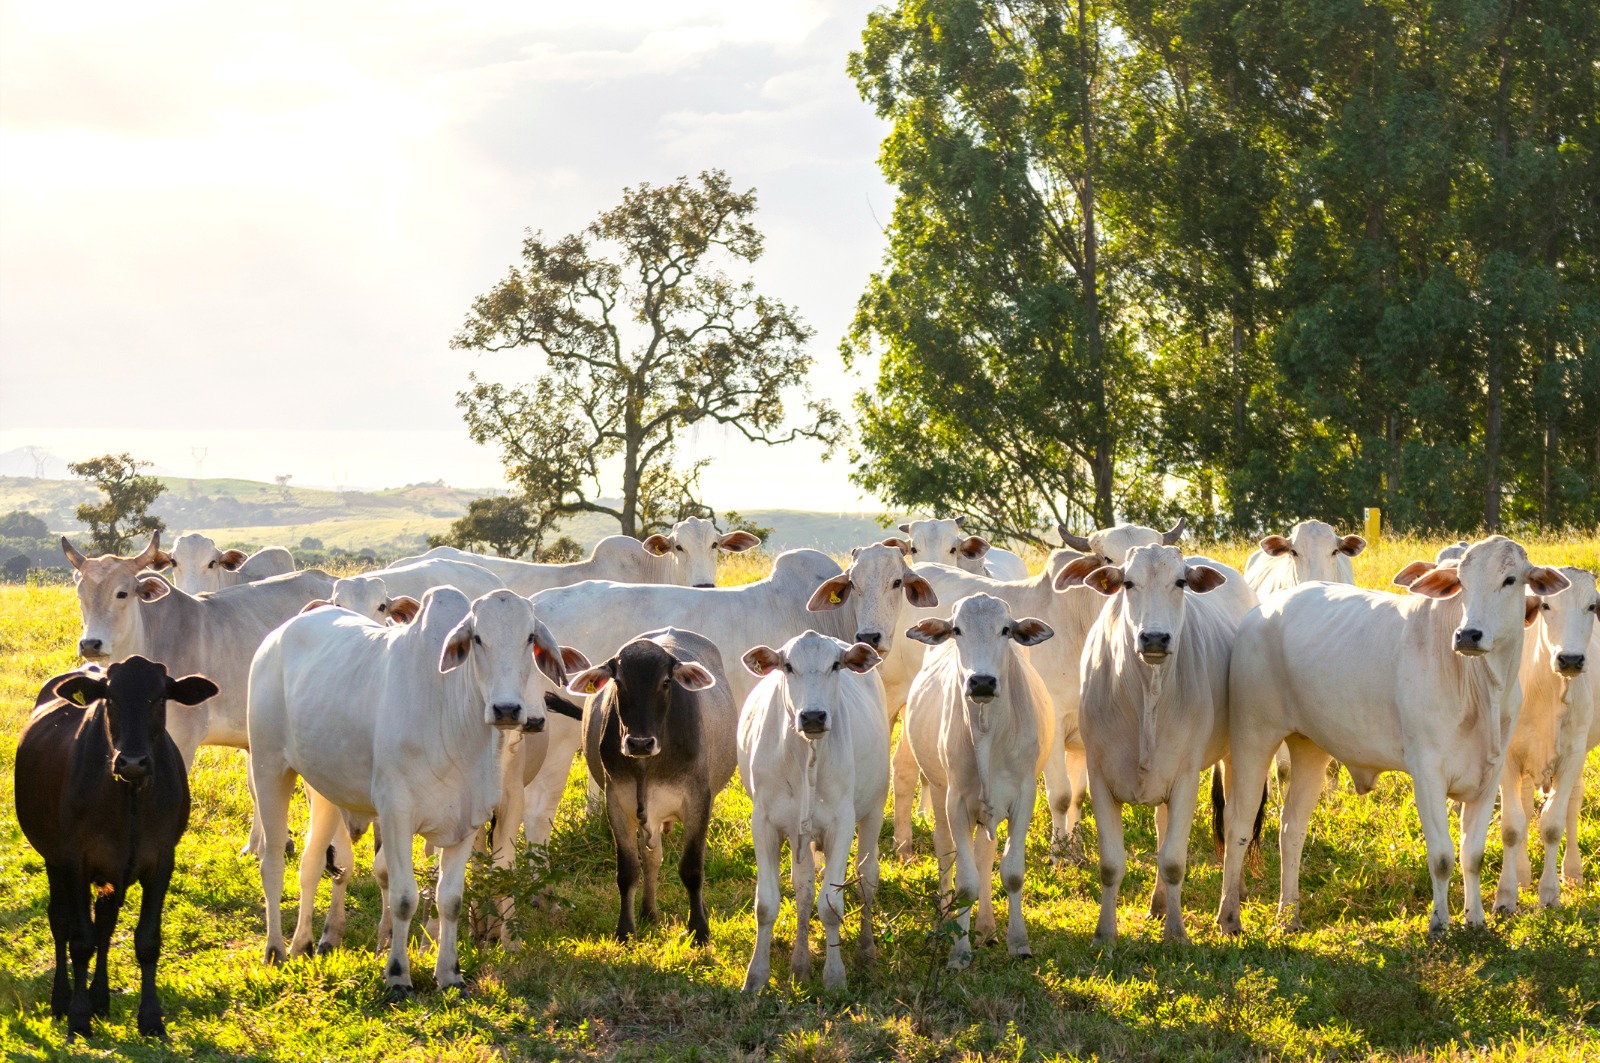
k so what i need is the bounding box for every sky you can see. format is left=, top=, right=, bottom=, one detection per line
left=0, top=0, right=896, bottom=511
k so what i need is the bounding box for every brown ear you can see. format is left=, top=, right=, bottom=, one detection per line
left=299, top=599, right=332, bottom=613
left=54, top=674, right=107, bottom=707
left=438, top=619, right=473, bottom=673
left=1525, top=595, right=1542, bottom=628
left=902, top=574, right=938, bottom=608
left=840, top=642, right=882, bottom=673
left=1259, top=535, right=1293, bottom=557
left=559, top=646, right=591, bottom=673
left=1010, top=617, right=1053, bottom=646
left=137, top=576, right=170, bottom=602
left=1527, top=567, right=1572, bottom=596
left=1337, top=535, right=1367, bottom=557
left=958, top=536, right=990, bottom=560
left=62, top=536, right=88, bottom=570
left=1160, top=517, right=1187, bottom=545
left=566, top=663, right=615, bottom=696
left=742, top=645, right=784, bottom=676
left=905, top=618, right=953, bottom=646
left=1408, top=567, right=1462, bottom=599
left=1184, top=565, right=1227, bottom=594
left=672, top=661, right=717, bottom=691
left=1085, top=566, right=1125, bottom=595
left=1058, top=525, right=1093, bottom=553
left=880, top=536, right=913, bottom=556
left=1392, top=560, right=1437, bottom=588
left=1053, top=554, right=1104, bottom=590
left=218, top=549, right=249, bottom=571
left=167, top=674, right=219, bottom=705
left=641, top=534, right=673, bottom=556
left=148, top=549, right=174, bottom=571
left=807, top=574, right=853, bottom=612
left=717, top=530, right=761, bottom=552
left=385, top=596, right=422, bottom=624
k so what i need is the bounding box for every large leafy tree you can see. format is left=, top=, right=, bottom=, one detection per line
left=453, top=170, right=839, bottom=538
left=68, top=453, right=166, bottom=554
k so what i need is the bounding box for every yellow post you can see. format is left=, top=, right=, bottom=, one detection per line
left=1364, top=507, right=1381, bottom=545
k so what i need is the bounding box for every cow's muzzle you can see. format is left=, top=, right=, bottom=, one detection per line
left=623, top=735, right=660, bottom=758
left=1137, top=631, right=1172, bottom=661
left=966, top=674, right=997, bottom=702
left=855, top=631, right=884, bottom=650
left=1453, top=628, right=1488, bottom=655
left=79, top=638, right=108, bottom=661
left=113, top=752, right=152, bottom=785
left=1555, top=653, right=1586, bottom=677
left=520, top=713, right=546, bottom=734
left=797, top=708, right=829, bottom=736
left=491, top=702, right=524, bottom=729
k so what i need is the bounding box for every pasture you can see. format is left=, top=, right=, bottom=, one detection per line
left=2, top=536, right=1598, bottom=1061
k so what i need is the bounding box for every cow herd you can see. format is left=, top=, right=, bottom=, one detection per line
left=13, top=516, right=1599, bottom=1041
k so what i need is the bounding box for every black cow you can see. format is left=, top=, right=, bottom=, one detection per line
left=14, top=656, right=217, bottom=1041
left=567, top=628, right=736, bottom=944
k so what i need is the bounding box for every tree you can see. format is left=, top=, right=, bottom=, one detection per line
left=428, top=495, right=555, bottom=559
left=68, top=453, right=166, bottom=554
left=0, top=511, right=49, bottom=539
left=453, top=170, right=841, bottom=538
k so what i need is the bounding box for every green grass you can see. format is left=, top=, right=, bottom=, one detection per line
left=2, top=540, right=1598, bottom=1060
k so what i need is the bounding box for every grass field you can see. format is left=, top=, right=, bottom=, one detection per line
left=2, top=537, right=1598, bottom=1060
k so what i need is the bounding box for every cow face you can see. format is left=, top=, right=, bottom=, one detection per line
left=62, top=533, right=172, bottom=663
left=328, top=576, right=422, bottom=625
left=641, top=516, right=761, bottom=588
left=1398, top=536, right=1571, bottom=656
left=167, top=533, right=248, bottom=595
left=1057, top=519, right=1185, bottom=569
left=438, top=590, right=564, bottom=732
left=566, top=638, right=716, bottom=758
left=54, top=655, right=216, bottom=787
left=743, top=630, right=880, bottom=739
left=1258, top=520, right=1365, bottom=583
left=896, top=518, right=991, bottom=574
left=1527, top=567, right=1598, bottom=678
left=905, top=593, right=1052, bottom=706
left=807, top=542, right=937, bottom=654
left=1055, top=545, right=1225, bottom=666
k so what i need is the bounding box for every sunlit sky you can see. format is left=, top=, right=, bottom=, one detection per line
left=0, top=0, right=895, bottom=511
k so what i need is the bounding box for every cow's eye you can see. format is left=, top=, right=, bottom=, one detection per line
left=1503, top=577, right=1516, bottom=587
left=949, top=547, right=957, bottom=554
left=783, top=662, right=793, bottom=674
left=951, top=626, right=962, bottom=636
left=207, top=561, right=216, bottom=568
left=831, top=661, right=840, bottom=671
left=1104, top=556, right=1113, bottom=566
left=473, top=634, right=483, bottom=646
left=115, top=591, right=128, bottom=599
left=1589, top=603, right=1597, bottom=613
left=910, top=547, right=919, bottom=554
left=1000, top=626, right=1010, bottom=637
left=1541, top=602, right=1550, bottom=611
left=1175, top=578, right=1186, bottom=588
left=377, top=603, right=387, bottom=612
left=892, top=578, right=902, bottom=588
left=527, top=633, right=536, bottom=644
left=1123, top=580, right=1136, bottom=590
left=675, top=545, right=683, bottom=552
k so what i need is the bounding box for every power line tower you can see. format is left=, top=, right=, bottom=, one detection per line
left=23, top=445, right=49, bottom=479
left=190, top=446, right=208, bottom=497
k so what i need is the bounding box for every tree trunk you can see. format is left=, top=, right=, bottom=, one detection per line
left=1485, top=342, right=1503, bottom=533
left=1078, top=0, right=1114, bottom=526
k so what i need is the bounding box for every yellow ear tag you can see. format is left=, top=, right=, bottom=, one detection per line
left=585, top=679, right=598, bottom=694
left=829, top=591, right=841, bottom=604
left=70, top=690, right=87, bottom=706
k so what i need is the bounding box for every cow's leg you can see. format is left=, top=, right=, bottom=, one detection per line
left=1002, top=776, right=1037, bottom=957
left=1519, top=777, right=1538, bottom=888
left=1276, top=737, right=1331, bottom=931
left=855, top=804, right=884, bottom=966
left=1495, top=763, right=1529, bottom=913
left=639, top=815, right=666, bottom=929
left=523, top=716, right=581, bottom=846
left=678, top=793, right=714, bottom=946
left=1088, top=766, right=1126, bottom=944
left=1218, top=735, right=1276, bottom=935
left=1561, top=774, right=1586, bottom=886
left=291, top=790, right=341, bottom=957
left=431, top=835, right=473, bottom=992
left=973, top=819, right=999, bottom=942
left=1458, top=777, right=1498, bottom=929
left=891, top=718, right=919, bottom=860
left=44, top=864, right=72, bottom=1018
left=320, top=816, right=355, bottom=955
left=1410, top=770, right=1458, bottom=934
left=1041, top=726, right=1073, bottom=860
left=89, top=882, right=124, bottom=1017
left=790, top=833, right=816, bottom=980
left=1536, top=752, right=1584, bottom=908
left=372, top=825, right=392, bottom=955
left=63, top=866, right=95, bottom=1041
left=819, top=825, right=853, bottom=990
left=604, top=794, right=641, bottom=941
left=743, top=816, right=783, bottom=993
left=1155, top=770, right=1201, bottom=944
left=1148, top=802, right=1169, bottom=919
left=929, top=781, right=955, bottom=899
left=380, top=813, right=419, bottom=1001
left=133, top=857, right=174, bottom=1039
left=493, top=742, right=528, bottom=950
left=945, top=789, right=978, bottom=969
left=1063, top=740, right=1090, bottom=863
left=255, top=763, right=297, bottom=965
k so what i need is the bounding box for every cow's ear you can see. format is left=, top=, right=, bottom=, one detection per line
left=897, top=522, right=911, bottom=534
left=1525, top=595, right=1542, bottom=628
left=55, top=675, right=107, bottom=707
left=566, top=663, right=615, bottom=696
left=953, top=514, right=967, bottom=528
left=1337, top=534, right=1367, bottom=557
left=905, top=618, right=953, bottom=645
left=717, top=530, right=761, bottom=552
left=742, top=645, right=783, bottom=676
left=840, top=642, right=882, bottom=673
left=1054, top=554, right=1104, bottom=590
left=300, top=599, right=331, bottom=613
left=137, top=576, right=170, bottom=602
left=1184, top=565, right=1226, bottom=594
left=672, top=661, right=717, bottom=692
left=559, top=646, right=591, bottom=674
left=218, top=549, right=249, bottom=571
left=641, top=534, right=673, bottom=556
left=902, top=575, right=939, bottom=608
left=1407, top=566, right=1462, bottom=599
left=958, top=536, right=990, bottom=560
left=531, top=622, right=568, bottom=684
left=807, top=574, right=853, bottom=612
left=1085, top=566, right=1125, bottom=596
left=1259, top=535, right=1293, bottom=557
left=167, top=674, right=220, bottom=705
left=1527, top=566, right=1572, bottom=597
left=1392, top=560, right=1436, bottom=588
left=880, top=536, right=913, bottom=556
left=386, top=596, right=422, bottom=624
left=1010, top=617, right=1054, bottom=646
left=148, top=549, right=174, bottom=571
left=439, top=619, right=473, bottom=673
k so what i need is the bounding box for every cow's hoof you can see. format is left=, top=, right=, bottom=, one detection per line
left=316, top=940, right=336, bottom=956
left=384, top=984, right=413, bottom=1005
left=138, top=1012, right=168, bottom=1040
left=1009, top=945, right=1033, bottom=959
left=946, top=955, right=972, bottom=972
left=264, top=944, right=287, bottom=966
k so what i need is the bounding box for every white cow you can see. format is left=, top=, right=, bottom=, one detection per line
left=324, top=559, right=507, bottom=621
left=897, top=517, right=1030, bottom=581
left=738, top=632, right=889, bottom=992
left=1218, top=536, right=1571, bottom=935
left=166, top=532, right=296, bottom=594
left=248, top=588, right=562, bottom=999
left=1243, top=520, right=1366, bottom=596
left=1059, top=518, right=1256, bottom=624
left=1564, top=621, right=1600, bottom=886
left=1065, top=545, right=1235, bottom=942
left=1495, top=566, right=1598, bottom=909
left=399, top=517, right=760, bottom=596
left=903, top=594, right=1054, bottom=968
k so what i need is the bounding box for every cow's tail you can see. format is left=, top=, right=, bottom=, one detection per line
left=1210, top=764, right=1268, bottom=857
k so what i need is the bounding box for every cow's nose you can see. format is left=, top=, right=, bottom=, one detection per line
left=1556, top=653, right=1587, bottom=674
left=491, top=702, right=523, bottom=727
left=856, top=631, right=883, bottom=650
left=520, top=714, right=546, bottom=734
left=1454, top=628, right=1485, bottom=652
left=1138, top=631, right=1172, bottom=656
left=966, top=674, right=998, bottom=701
left=113, top=752, right=152, bottom=781
left=624, top=735, right=660, bottom=758
left=693, top=583, right=716, bottom=589
left=797, top=709, right=829, bottom=735
left=79, top=638, right=104, bottom=658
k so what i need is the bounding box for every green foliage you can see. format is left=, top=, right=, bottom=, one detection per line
left=453, top=170, right=842, bottom=539
left=67, top=452, right=166, bottom=554
left=429, top=495, right=557, bottom=559
left=0, top=511, right=47, bottom=538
